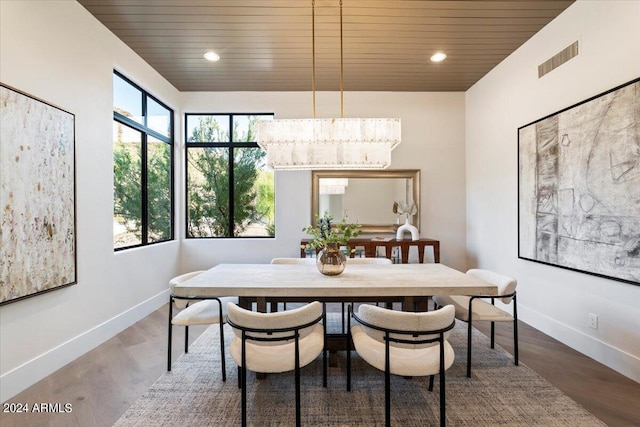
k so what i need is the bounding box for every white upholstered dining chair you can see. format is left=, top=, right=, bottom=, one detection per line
left=270, top=258, right=316, bottom=310
left=270, top=257, right=316, bottom=265
left=432, top=269, right=518, bottom=377
left=227, top=301, right=326, bottom=427
left=347, top=304, right=456, bottom=427
left=168, top=271, right=238, bottom=381
left=344, top=257, right=394, bottom=328
left=346, top=257, right=393, bottom=265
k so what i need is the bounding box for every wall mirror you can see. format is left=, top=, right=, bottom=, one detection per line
left=311, top=169, right=420, bottom=234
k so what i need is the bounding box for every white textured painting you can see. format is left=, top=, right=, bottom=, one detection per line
left=0, top=84, right=76, bottom=304
left=518, top=78, right=640, bottom=285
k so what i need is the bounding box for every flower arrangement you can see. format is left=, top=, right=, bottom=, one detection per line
left=303, top=211, right=361, bottom=251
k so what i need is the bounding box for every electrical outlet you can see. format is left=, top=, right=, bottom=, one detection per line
left=588, top=313, right=598, bottom=330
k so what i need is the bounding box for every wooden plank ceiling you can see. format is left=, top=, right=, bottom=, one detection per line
left=78, top=0, right=575, bottom=92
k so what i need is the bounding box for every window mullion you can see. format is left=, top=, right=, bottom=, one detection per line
left=228, top=115, right=235, bottom=237
left=141, top=133, right=149, bottom=245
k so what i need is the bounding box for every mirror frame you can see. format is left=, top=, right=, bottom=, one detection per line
left=311, top=169, right=420, bottom=234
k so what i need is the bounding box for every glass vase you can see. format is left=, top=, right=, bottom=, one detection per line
left=316, top=243, right=346, bottom=276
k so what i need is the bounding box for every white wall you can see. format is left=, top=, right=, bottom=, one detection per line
left=0, top=2, right=468, bottom=401
left=0, top=1, right=182, bottom=401
left=179, top=91, right=467, bottom=271
left=465, top=0, right=640, bottom=381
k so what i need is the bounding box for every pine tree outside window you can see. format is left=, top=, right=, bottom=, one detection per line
left=185, top=113, right=275, bottom=238
left=113, top=71, right=174, bottom=249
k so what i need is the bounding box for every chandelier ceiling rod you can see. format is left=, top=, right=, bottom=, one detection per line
left=311, top=0, right=344, bottom=118
left=340, top=0, right=344, bottom=118
left=312, top=0, right=316, bottom=118
left=255, top=0, right=401, bottom=170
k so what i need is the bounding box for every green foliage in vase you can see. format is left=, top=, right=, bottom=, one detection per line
left=303, top=212, right=361, bottom=251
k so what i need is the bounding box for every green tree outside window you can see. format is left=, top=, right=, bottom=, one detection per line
left=186, top=114, right=274, bottom=238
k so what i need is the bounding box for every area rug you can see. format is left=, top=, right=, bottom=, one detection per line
left=114, top=316, right=605, bottom=426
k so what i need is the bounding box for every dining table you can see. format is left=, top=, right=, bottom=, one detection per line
left=173, top=262, right=498, bottom=312
left=173, top=262, right=498, bottom=363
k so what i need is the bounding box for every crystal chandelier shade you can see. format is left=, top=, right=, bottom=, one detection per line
left=257, top=118, right=400, bottom=170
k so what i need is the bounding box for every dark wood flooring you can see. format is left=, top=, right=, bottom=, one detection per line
left=1, top=304, right=639, bottom=427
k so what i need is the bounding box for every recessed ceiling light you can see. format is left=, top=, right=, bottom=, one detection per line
left=204, top=51, right=220, bottom=62
left=430, top=52, right=447, bottom=63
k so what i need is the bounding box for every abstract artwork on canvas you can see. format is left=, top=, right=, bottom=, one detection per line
left=518, top=78, right=640, bottom=285
left=0, top=84, right=76, bottom=304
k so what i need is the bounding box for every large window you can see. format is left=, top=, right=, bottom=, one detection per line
left=113, top=71, right=174, bottom=249
left=185, top=113, right=275, bottom=238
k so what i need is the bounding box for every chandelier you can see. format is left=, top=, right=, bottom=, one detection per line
left=319, top=178, right=349, bottom=195
left=257, top=0, right=401, bottom=170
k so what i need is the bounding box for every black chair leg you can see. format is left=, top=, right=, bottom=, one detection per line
left=219, top=321, right=226, bottom=382
left=167, top=298, right=173, bottom=372
left=322, top=348, right=327, bottom=388
left=440, top=365, right=446, bottom=427
left=490, top=321, right=495, bottom=349
left=295, top=338, right=301, bottom=427
left=295, top=365, right=301, bottom=427
left=466, top=319, right=473, bottom=378
left=439, top=336, right=447, bottom=427
left=385, top=333, right=391, bottom=427
left=322, top=305, right=327, bottom=388
left=184, top=325, right=189, bottom=353
left=346, top=306, right=352, bottom=392
left=385, top=368, right=391, bottom=427
left=514, top=295, right=519, bottom=366
left=428, top=375, right=434, bottom=391
left=514, top=318, right=519, bottom=365
left=241, top=366, right=247, bottom=427
left=241, top=337, right=247, bottom=427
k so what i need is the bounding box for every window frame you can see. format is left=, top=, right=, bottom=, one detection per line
left=113, top=70, right=175, bottom=251
left=184, top=112, right=274, bottom=239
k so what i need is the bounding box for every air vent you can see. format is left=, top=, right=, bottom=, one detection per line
left=538, top=41, right=579, bottom=78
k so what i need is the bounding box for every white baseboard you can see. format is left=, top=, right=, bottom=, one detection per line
left=0, top=290, right=169, bottom=403
left=519, top=304, right=640, bottom=383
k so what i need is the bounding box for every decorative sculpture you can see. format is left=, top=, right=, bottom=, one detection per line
left=393, top=201, right=419, bottom=240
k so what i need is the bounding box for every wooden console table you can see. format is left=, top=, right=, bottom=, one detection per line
left=300, top=238, right=440, bottom=263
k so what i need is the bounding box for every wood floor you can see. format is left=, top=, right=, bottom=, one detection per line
left=2, top=304, right=639, bottom=427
